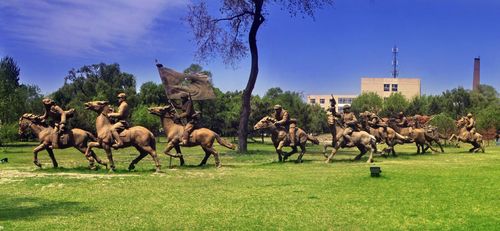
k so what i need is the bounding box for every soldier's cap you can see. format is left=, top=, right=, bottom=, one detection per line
left=117, top=93, right=127, bottom=98
left=343, top=104, right=351, bottom=109
left=273, top=104, right=282, bottom=110
left=180, top=92, right=190, bottom=99
left=42, top=98, right=54, bottom=105
left=399, top=112, right=404, bottom=115
left=467, top=113, right=472, bottom=117
left=370, top=113, right=377, bottom=118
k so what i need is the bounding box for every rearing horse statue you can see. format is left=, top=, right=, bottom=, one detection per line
left=253, top=116, right=319, bottom=163
left=449, top=117, right=485, bottom=153
left=84, top=101, right=161, bottom=172
left=148, top=105, right=235, bottom=168
left=18, top=113, right=104, bottom=169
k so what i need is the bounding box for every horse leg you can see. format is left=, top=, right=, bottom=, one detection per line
left=128, top=151, right=148, bottom=171
left=199, top=147, right=211, bottom=166
left=436, top=140, right=444, bottom=153
left=276, top=141, right=285, bottom=162
left=426, top=142, right=439, bottom=154
left=325, top=141, right=341, bottom=163
left=101, top=145, right=115, bottom=172
left=285, top=146, right=298, bottom=162
left=354, top=146, right=366, bottom=161
left=174, top=145, right=185, bottom=166
left=46, top=148, right=59, bottom=168
left=206, top=147, right=221, bottom=168
left=76, top=146, right=96, bottom=170
left=295, top=144, right=306, bottom=163
left=163, top=142, right=177, bottom=157
left=416, top=143, right=421, bottom=154
left=366, top=144, right=374, bottom=163
left=33, top=143, right=46, bottom=168
left=138, top=146, right=161, bottom=172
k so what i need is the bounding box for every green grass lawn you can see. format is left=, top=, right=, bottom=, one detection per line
left=1, top=139, right=499, bottom=230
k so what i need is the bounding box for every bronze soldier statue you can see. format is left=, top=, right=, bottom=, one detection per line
left=465, top=113, right=476, bottom=141
left=272, top=105, right=297, bottom=146
left=337, top=105, right=357, bottom=146
left=39, top=98, right=74, bottom=148
left=367, top=112, right=388, bottom=141
left=172, top=92, right=199, bottom=145
left=108, top=93, right=130, bottom=149
left=395, top=111, right=412, bottom=135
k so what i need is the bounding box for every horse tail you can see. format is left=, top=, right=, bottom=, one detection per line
left=149, top=131, right=157, bottom=151
left=215, top=133, right=236, bottom=150
left=394, top=131, right=410, bottom=142
left=307, top=134, right=320, bottom=145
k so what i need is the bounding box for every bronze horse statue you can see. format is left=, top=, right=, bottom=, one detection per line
left=387, top=119, right=442, bottom=154
left=449, top=117, right=485, bottom=153
left=84, top=101, right=161, bottom=172
left=324, top=114, right=378, bottom=163
left=253, top=116, right=319, bottom=163
left=147, top=105, right=235, bottom=168
left=18, top=113, right=104, bottom=169
left=358, top=112, right=412, bottom=156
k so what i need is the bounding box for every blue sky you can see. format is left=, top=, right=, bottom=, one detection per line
left=1, top=0, right=499, bottom=96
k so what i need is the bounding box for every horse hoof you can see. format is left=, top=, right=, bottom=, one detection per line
left=128, top=164, right=135, bottom=171
left=33, top=161, right=42, bottom=168
left=216, top=164, right=222, bottom=169
left=90, top=165, right=97, bottom=171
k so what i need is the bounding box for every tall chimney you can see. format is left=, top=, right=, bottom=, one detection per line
left=473, top=57, right=480, bottom=91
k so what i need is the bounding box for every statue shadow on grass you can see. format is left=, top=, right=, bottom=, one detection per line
left=0, top=196, right=93, bottom=221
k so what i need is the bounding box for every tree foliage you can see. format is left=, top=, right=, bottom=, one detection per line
left=186, top=0, right=334, bottom=152
left=351, top=92, right=383, bottom=114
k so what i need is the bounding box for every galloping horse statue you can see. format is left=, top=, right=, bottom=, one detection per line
left=387, top=119, right=442, bottom=154
left=147, top=105, right=235, bottom=168
left=18, top=113, right=104, bottom=169
left=324, top=114, right=378, bottom=163
left=253, top=116, right=319, bottom=163
left=449, top=116, right=485, bottom=153
left=358, top=112, right=411, bottom=156
left=84, top=101, right=161, bottom=172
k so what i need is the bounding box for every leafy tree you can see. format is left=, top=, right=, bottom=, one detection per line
left=476, top=104, right=500, bottom=135
left=381, top=92, right=408, bottom=117
left=470, top=84, right=499, bottom=111
left=138, top=81, right=167, bottom=106
left=131, top=104, right=161, bottom=135
left=441, top=87, right=471, bottom=117
left=427, top=95, right=444, bottom=115
left=186, top=0, right=334, bottom=152
left=429, top=113, right=456, bottom=137
left=406, top=96, right=429, bottom=116
left=351, top=92, right=383, bottom=114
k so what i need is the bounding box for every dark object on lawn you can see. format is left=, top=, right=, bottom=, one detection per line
left=370, top=166, right=381, bottom=177
left=0, top=158, right=8, bottom=163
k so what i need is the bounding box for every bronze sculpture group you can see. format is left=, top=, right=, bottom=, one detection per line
left=17, top=66, right=485, bottom=172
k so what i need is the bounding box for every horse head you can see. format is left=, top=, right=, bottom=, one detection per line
left=147, top=105, right=174, bottom=118
left=84, top=101, right=109, bottom=113
left=253, top=116, right=276, bottom=130
left=456, top=116, right=467, bottom=128
left=18, top=113, right=43, bottom=135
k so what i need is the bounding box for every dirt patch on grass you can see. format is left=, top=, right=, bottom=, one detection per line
left=0, top=170, right=139, bottom=180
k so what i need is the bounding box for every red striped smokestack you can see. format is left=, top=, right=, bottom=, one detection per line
left=473, top=57, right=480, bottom=91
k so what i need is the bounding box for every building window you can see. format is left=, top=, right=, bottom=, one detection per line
left=310, top=99, right=316, bottom=104
left=338, top=106, right=343, bottom=113
left=384, top=84, right=390, bottom=91
left=392, top=84, right=398, bottom=92
left=320, top=98, right=325, bottom=104
left=346, top=98, right=352, bottom=104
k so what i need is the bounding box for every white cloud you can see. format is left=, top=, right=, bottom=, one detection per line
left=0, top=0, right=187, bottom=56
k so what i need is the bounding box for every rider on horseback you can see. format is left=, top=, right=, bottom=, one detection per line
left=272, top=105, right=297, bottom=146
left=172, top=92, right=200, bottom=145
left=368, top=112, right=388, bottom=142
left=395, top=111, right=412, bottom=135
left=108, top=93, right=130, bottom=149
left=39, top=98, right=74, bottom=148
left=465, top=113, right=476, bottom=141
left=337, top=105, right=357, bottom=147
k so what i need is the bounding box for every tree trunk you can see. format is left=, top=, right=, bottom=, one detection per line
left=237, top=1, right=264, bottom=153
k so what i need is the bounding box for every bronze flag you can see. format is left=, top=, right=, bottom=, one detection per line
left=156, top=63, right=216, bottom=100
